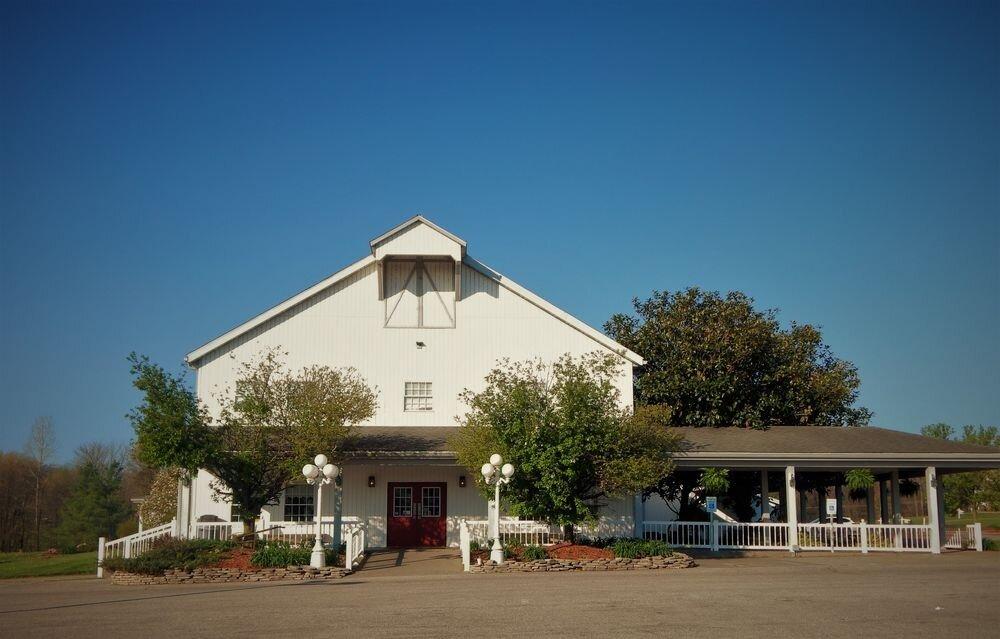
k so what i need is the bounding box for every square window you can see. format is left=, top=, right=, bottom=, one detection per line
left=283, top=485, right=314, bottom=522
left=420, top=486, right=441, bottom=517
left=404, top=381, right=433, bottom=411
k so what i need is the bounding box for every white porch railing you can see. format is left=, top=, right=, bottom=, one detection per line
left=344, top=524, right=366, bottom=569
left=99, top=517, right=367, bottom=576
left=460, top=519, right=565, bottom=571
left=717, top=521, right=789, bottom=550
left=944, top=523, right=984, bottom=551
left=642, top=521, right=711, bottom=548
left=98, top=521, right=177, bottom=576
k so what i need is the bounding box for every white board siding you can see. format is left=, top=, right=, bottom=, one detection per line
left=194, top=261, right=634, bottom=426
left=192, top=466, right=635, bottom=547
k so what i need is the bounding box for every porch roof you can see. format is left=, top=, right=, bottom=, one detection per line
left=345, top=425, right=1000, bottom=473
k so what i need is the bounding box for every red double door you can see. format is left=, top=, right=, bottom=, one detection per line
left=387, top=482, right=447, bottom=547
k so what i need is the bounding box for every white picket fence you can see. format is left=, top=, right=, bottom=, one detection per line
left=98, top=518, right=366, bottom=576
left=642, top=521, right=712, bottom=548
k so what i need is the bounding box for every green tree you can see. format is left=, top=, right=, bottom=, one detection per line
left=450, top=353, right=682, bottom=539
left=55, top=452, right=129, bottom=551
left=605, top=288, right=871, bottom=428
left=128, top=349, right=378, bottom=533
left=921, top=423, right=1000, bottom=515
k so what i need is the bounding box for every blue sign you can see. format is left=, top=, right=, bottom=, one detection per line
left=706, top=496, right=718, bottom=512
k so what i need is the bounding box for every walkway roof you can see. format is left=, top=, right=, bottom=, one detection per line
left=345, top=426, right=1000, bottom=473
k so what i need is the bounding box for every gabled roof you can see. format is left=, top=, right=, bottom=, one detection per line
left=369, top=214, right=467, bottom=256
left=186, top=217, right=644, bottom=366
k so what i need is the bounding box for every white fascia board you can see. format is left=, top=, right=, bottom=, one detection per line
left=465, top=256, right=646, bottom=366
left=185, top=255, right=375, bottom=365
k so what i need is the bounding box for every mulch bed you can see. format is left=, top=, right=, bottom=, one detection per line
left=213, top=547, right=255, bottom=570
left=472, top=542, right=614, bottom=562
left=544, top=543, right=613, bottom=560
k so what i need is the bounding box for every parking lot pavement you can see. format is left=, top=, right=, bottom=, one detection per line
left=1, top=553, right=998, bottom=638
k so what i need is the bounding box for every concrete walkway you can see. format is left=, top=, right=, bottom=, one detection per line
left=358, top=547, right=463, bottom=577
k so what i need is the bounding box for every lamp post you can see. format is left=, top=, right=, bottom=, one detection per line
left=481, top=453, right=515, bottom=565
left=301, top=454, right=340, bottom=569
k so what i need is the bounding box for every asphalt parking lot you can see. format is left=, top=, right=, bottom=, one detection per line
left=1, top=552, right=998, bottom=638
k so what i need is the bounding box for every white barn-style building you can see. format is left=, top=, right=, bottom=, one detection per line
left=98, top=215, right=1000, bottom=570
left=179, top=215, right=643, bottom=549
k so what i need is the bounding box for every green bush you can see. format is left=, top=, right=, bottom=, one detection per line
left=101, top=538, right=235, bottom=575
left=250, top=541, right=338, bottom=567
left=502, top=539, right=524, bottom=560
left=521, top=545, right=547, bottom=561
left=983, top=537, right=997, bottom=551
left=610, top=538, right=673, bottom=559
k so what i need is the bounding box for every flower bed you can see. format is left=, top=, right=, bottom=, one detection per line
left=470, top=553, right=696, bottom=573
left=111, top=564, right=352, bottom=585
left=102, top=538, right=352, bottom=585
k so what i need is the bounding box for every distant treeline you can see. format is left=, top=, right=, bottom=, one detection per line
left=0, top=417, right=153, bottom=553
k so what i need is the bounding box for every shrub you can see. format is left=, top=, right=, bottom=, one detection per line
left=502, top=539, right=524, bottom=560
left=101, top=538, right=235, bottom=575
left=983, top=537, right=997, bottom=552
left=469, top=540, right=482, bottom=552
left=521, top=545, right=547, bottom=561
left=610, top=538, right=673, bottom=558
left=250, top=541, right=338, bottom=567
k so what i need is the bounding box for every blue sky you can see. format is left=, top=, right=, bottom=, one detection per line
left=1, top=1, right=997, bottom=461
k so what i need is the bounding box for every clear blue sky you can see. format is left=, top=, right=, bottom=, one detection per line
left=1, top=1, right=997, bottom=461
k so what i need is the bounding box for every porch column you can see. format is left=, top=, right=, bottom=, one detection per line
left=924, top=467, right=942, bottom=554
left=784, top=466, right=798, bottom=552
left=834, top=484, right=844, bottom=523
left=332, top=476, right=343, bottom=552
left=866, top=485, right=876, bottom=523
left=891, top=470, right=902, bottom=524
left=778, top=478, right=787, bottom=522
left=760, top=470, right=770, bottom=521
left=879, top=480, right=890, bottom=523
left=632, top=494, right=644, bottom=538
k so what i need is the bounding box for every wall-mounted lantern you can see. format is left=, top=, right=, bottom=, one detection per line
left=459, top=475, right=466, bottom=488
left=368, top=475, right=376, bottom=488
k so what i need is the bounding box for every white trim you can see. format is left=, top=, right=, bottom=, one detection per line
left=185, top=241, right=644, bottom=367
left=369, top=215, right=467, bottom=254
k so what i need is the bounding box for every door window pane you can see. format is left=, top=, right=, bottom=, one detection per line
left=393, top=487, right=413, bottom=517
left=421, top=486, right=441, bottom=517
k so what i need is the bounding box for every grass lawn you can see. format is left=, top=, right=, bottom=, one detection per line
left=0, top=551, right=97, bottom=579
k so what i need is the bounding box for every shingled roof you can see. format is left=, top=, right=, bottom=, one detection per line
left=344, top=425, right=1000, bottom=472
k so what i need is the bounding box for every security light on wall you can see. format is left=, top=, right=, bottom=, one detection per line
left=368, top=476, right=376, bottom=488
left=459, top=475, right=466, bottom=488
left=416, top=341, right=426, bottom=349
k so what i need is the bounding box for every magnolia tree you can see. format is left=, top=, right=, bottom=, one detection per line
left=605, top=288, right=872, bottom=428
left=450, top=352, right=682, bottom=539
left=128, top=350, right=378, bottom=533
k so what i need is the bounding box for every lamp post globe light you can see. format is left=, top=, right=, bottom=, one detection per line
left=481, top=454, right=515, bottom=565
left=302, top=454, right=340, bottom=569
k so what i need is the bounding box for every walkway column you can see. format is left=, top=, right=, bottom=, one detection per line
left=924, top=467, right=942, bottom=554
left=879, top=479, right=890, bottom=523
left=785, top=466, right=798, bottom=552
left=760, top=470, right=770, bottom=521
left=633, top=494, right=644, bottom=538
left=834, top=484, right=844, bottom=523
left=891, top=470, right=902, bottom=524
left=332, top=476, right=343, bottom=552
left=866, top=485, right=876, bottom=523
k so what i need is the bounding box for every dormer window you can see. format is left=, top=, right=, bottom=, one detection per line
left=404, top=382, right=433, bottom=411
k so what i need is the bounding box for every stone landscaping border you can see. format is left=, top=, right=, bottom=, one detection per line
left=110, top=565, right=352, bottom=585
left=469, top=553, right=696, bottom=573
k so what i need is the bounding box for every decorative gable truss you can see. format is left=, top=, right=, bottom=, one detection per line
left=383, top=258, right=456, bottom=328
